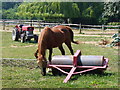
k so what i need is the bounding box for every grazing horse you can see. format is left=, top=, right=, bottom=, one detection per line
left=34, top=25, right=79, bottom=76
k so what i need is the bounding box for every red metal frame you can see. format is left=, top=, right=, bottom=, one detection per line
left=47, top=50, right=109, bottom=83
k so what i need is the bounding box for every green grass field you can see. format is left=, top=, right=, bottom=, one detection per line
left=1, top=31, right=118, bottom=88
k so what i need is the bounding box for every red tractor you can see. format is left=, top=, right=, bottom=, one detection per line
left=12, top=25, right=38, bottom=43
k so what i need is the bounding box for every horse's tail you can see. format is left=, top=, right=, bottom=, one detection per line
left=66, top=26, right=79, bottom=44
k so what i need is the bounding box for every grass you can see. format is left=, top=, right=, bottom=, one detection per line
left=2, top=66, right=118, bottom=88
left=2, top=32, right=37, bottom=59
left=1, top=31, right=119, bottom=88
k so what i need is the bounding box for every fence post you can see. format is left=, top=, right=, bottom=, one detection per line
left=19, top=20, right=22, bottom=25
left=101, top=24, right=106, bottom=38
left=30, top=20, right=32, bottom=26
left=102, top=25, right=105, bottom=31
left=38, top=20, right=41, bottom=32
left=79, top=23, right=82, bottom=34
left=3, top=20, right=5, bottom=30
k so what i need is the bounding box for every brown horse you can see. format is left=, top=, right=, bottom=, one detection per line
left=34, top=25, right=79, bottom=76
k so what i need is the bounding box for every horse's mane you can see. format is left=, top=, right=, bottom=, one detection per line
left=65, top=26, right=72, bottom=30
left=44, top=26, right=51, bottom=30
left=41, top=26, right=51, bottom=32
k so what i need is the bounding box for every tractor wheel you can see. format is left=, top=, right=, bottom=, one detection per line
left=12, top=29, right=19, bottom=41
left=34, top=34, right=38, bottom=43
left=52, top=68, right=62, bottom=76
left=21, top=34, right=25, bottom=43
left=26, top=39, right=31, bottom=42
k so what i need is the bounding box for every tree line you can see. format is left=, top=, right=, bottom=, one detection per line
left=2, top=2, right=120, bottom=25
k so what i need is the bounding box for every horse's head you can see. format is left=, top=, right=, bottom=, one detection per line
left=37, top=55, right=47, bottom=76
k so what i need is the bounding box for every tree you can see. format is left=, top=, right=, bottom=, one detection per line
left=76, top=2, right=104, bottom=24
left=2, top=2, right=21, bottom=19
left=2, top=2, right=105, bottom=24
left=102, top=2, right=120, bottom=23
left=2, top=2, right=22, bottom=10
left=16, top=2, right=80, bottom=23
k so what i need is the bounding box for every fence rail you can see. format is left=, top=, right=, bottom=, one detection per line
left=0, top=20, right=120, bottom=31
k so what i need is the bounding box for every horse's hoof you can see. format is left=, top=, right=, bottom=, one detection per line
left=41, top=72, right=46, bottom=76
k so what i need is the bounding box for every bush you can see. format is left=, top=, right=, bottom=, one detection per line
left=107, top=22, right=120, bottom=25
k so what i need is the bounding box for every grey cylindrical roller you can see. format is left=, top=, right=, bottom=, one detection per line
left=51, top=55, right=73, bottom=65
left=51, top=55, right=104, bottom=66
left=77, top=55, right=104, bottom=66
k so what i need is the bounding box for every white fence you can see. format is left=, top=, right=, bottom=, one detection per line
left=0, top=20, right=120, bottom=32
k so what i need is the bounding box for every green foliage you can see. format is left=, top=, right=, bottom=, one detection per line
left=2, top=2, right=20, bottom=19
left=82, top=6, right=95, bottom=18
left=99, top=17, right=109, bottom=25
left=2, top=8, right=18, bottom=19
left=16, top=2, right=80, bottom=22
left=2, top=2, right=21, bottom=10
left=2, top=2, right=107, bottom=24
left=102, top=2, right=120, bottom=23
left=106, top=22, right=120, bottom=29
left=108, top=22, right=120, bottom=25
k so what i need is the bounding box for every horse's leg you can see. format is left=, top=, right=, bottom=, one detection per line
left=34, top=49, right=38, bottom=58
left=48, top=48, right=53, bottom=63
left=65, top=42, right=74, bottom=55
left=58, top=45, right=65, bottom=55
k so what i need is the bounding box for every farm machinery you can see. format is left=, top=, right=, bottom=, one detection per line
left=47, top=50, right=109, bottom=83
left=12, top=25, right=38, bottom=43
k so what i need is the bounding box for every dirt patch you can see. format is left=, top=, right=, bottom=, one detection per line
left=11, top=44, right=37, bottom=48
left=11, top=45, right=18, bottom=48
left=82, top=41, right=97, bottom=44
left=82, top=40, right=119, bottom=49
left=1, top=47, right=6, bottom=48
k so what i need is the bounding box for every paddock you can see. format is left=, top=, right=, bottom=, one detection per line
left=1, top=24, right=119, bottom=88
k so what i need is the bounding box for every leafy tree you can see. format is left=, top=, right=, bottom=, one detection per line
left=16, top=2, right=80, bottom=23
left=2, top=2, right=21, bottom=19
left=102, top=2, right=120, bottom=24
left=82, top=6, right=95, bottom=18
left=2, top=2, right=106, bottom=24
left=2, top=8, right=18, bottom=19
left=2, top=2, right=22, bottom=10
left=75, top=2, right=104, bottom=24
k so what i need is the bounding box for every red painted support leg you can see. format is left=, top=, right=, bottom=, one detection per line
left=63, top=67, right=76, bottom=83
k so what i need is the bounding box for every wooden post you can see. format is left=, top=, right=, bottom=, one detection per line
left=38, top=20, right=41, bottom=32
left=19, top=20, right=22, bottom=25
left=118, top=26, right=120, bottom=37
left=30, top=20, right=32, bottom=26
left=3, top=20, right=5, bottom=30
left=79, top=23, right=82, bottom=34
left=102, top=25, right=105, bottom=31
left=101, top=24, right=105, bottom=38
